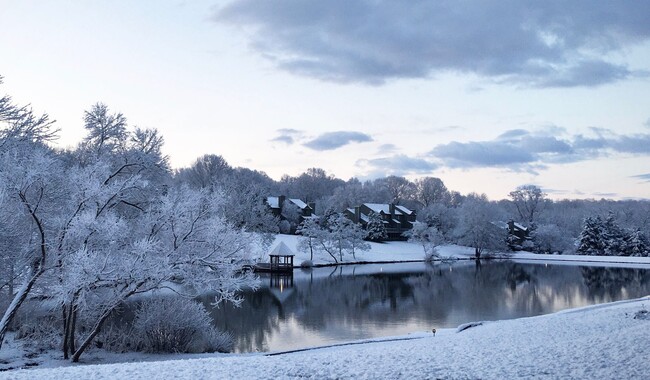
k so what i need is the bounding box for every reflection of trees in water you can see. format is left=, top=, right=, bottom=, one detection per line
left=580, top=267, right=650, bottom=301
left=199, top=289, right=283, bottom=353
left=204, top=263, right=650, bottom=353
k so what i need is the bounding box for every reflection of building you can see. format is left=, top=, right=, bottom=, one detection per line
left=269, top=274, right=294, bottom=303
left=344, top=203, right=416, bottom=240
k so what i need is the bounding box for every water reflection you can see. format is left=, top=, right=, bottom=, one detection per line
left=201, top=262, right=650, bottom=353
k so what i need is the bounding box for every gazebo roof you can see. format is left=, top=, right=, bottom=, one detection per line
left=269, top=241, right=295, bottom=256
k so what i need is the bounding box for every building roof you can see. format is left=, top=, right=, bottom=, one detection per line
left=266, top=196, right=310, bottom=210
left=269, top=241, right=295, bottom=256
left=364, top=203, right=402, bottom=215
left=289, top=198, right=308, bottom=209
left=267, top=196, right=280, bottom=208
left=363, top=203, right=414, bottom=216
left=395, top=205, right=414, bottom=215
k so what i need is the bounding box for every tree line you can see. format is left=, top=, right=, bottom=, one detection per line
left=1, top=78, right=649, bottom=360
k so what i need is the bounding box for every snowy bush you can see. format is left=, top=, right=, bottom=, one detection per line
left=14, top=308, right=60, bottom=351
left=300, top=260, right=314, bottom=268
left=132, top=297, right=233, bottom=354
left=533, top=224, right=574, bottom=254
left=278, top=219, right=292, bottom=234
left=202, top=328, right=234, bottom=353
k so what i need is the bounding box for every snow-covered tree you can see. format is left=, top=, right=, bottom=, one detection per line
left=365, top=212, right=387, bottom=242
left=454, top=194, right=508, bottom=259
left=626, top=229, right=649, bottom=257
left=404, top=222, right=444, bottom=261
left=531, top=223, right=574, bottom=254
left=576, top=216, right=605, bottom=255
left=297, top=216, right=322, bottom=261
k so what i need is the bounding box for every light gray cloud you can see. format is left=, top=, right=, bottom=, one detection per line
left=214, top=1, right=650, bottom=86
left=303, top=131, right=373, bottom=151
left=271, top=128, right=303, bottom=144
left=357, top=154, right=437, bottom=176
left=430, top=129, right=650, bottom=170
left=377, top=143, right=398, bottom=154
left=631, top=173, right=650, bottom=182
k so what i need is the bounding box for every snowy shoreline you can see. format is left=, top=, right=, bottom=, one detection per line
left=270, top=234, right=650, bottom=269
left=4, top=295, right=649, bottom=379
left=2, top=236, right=649, bottom=378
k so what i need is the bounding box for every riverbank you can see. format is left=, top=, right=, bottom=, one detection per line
left=4, top=295, right=649, bottom=379
left=269, top=234, right=650, bottom=268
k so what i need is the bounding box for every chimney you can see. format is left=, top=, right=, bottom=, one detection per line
left=389, top=203, right=395, bottom=217
left=355, top=206, right=361, bottom=223
left=278, top=195, right=286, bottom=209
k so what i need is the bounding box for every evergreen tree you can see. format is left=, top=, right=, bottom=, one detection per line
left=602, top=213, right=627, bottom=256
left=365, top=212, right=387, bottom=242
left=576, top=216, right=605, bottom=255
left=626, top=229, right=649, bottom=257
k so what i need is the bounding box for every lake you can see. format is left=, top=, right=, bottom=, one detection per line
left=202, top=260, right=650, bottom=353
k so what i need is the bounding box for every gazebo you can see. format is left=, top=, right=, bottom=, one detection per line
left=254, top=241, right=295, bottom=273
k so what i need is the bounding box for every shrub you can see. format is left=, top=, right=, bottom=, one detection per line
left=133, top=297, right=233, bottom=354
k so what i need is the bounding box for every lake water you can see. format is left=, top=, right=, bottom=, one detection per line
left=201, top=261, right=650, bottom=353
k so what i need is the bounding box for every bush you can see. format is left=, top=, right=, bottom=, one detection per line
left=14, top=305, right=60, bottom=351
left=300, top=260, right=313, bottom=268
left=133, top=297, right=233, bottom=354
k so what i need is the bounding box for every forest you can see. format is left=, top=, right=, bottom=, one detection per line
left=1, top=77, right=649, bottom=362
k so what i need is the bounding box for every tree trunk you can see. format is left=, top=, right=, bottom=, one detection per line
left=69, top=306, right=77, bottom=354
left=8, top=263, right=14, bottom=297
left=0, top=268, right=43, bottom=350
left=62, top=306, right=69, bottom=359
left=71, top=307, right=112, bottom=362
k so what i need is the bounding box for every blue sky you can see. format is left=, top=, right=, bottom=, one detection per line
left=1, top=0, right=649, bottom=200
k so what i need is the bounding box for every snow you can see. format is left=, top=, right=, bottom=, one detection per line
left=269, top=234, right=650, bottom=268
left=395, top=205, right=414, bottom=215
left=268, top=241, right=295, bottom=256
left=288, top=198, right=308, bottom=209
left=266, top=197, right=279, bottom=208
left=364, top=203, right=406, bottom=215
left=513, top=221, right=527, bottom=230
left=4, top=296, right=649, bottom=379
left=3, top=235, right=649, bottom=378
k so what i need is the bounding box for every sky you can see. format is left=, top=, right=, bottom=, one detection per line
left=1, top=0, right=649, bottom=200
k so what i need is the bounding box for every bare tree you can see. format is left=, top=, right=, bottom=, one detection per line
left=414, top=177, right=449, bottom=207
left=509, top=185, right=547, bottom=226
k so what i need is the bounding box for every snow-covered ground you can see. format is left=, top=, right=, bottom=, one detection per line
left=3, top=296, right=648, bottom=379
left=2, top=236, right=648, bottom=378
left=270, top=234, right=650, bottom=268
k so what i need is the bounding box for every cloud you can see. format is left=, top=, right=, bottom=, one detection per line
left=271, top=128, right=303, bottom=145
left=357, top=154, right=437, bottom=176
left=631, top=173, right=650, bottom=182
left=644, top=118, right=650, bottom=128
left=430, top=129, right=650, bottom=170
left=303, top=131, right=373, bottom=150
left=214, top=1, right=650, bottom=86
left=377, top=143, right=398, bottom=154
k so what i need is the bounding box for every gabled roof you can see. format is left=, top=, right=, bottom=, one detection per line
left=289, top=198, right=308, bottom=209
left=395, top=205, right=414, bottom=215
left=267, top=196, right=280, bottom=208
left=364, top=203, right=403, bottom=215
left=266, top=196, right=310, bottom=210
